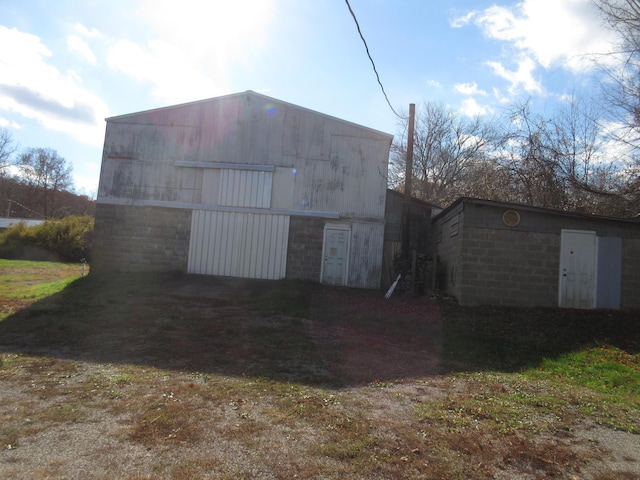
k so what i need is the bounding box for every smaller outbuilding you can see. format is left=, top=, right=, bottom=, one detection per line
left=381, top=189, right=441, bottom=289
left=433, top=197, right=640, bottom=309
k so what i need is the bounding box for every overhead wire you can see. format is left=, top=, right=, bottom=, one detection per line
left=343, top=0, right=405, bottom=120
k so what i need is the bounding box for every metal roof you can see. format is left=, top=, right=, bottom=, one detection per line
left=433, top=196, right=640, bottom=225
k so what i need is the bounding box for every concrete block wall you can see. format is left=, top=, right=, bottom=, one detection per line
left=459, top=227, right=560, bottom=307
left=286, top=216, right=324, bottom=282
left=92, top=203, right=191, bottom=273
left=435, top=213, right=463, bottom=300
left=622, top=238, right=640, bottom=309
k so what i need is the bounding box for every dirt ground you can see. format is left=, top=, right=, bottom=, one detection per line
left=0, top=274, right=638, bottom=479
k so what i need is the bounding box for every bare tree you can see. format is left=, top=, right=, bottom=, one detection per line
left=592, top=0, right=640, bottom=213
left=593, top=0, right=640, bottom=145
left=389, top=102, right=500, bottom=206
left=501, top=99, right=629, bottom=215
left=0, top=128, right=16, bottom=176
left=17, top=148, right=73, bottom=217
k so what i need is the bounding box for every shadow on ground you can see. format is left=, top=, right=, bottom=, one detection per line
left=0, top=272, right=638, bottom=387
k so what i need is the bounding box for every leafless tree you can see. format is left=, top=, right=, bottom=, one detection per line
left=593, top=0, right=640, bottom=145
left=389, top=102, right=500, bottom=206
left=592, top=0, right=640, bottom=213
left=17, top=148, right=73, bottom=217
left=500, top=98, right=630, bottom=215
left=0, top=128, right=16, bottom=176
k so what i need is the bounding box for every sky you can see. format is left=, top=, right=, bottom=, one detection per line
left=0, top=0, right=621, bottom=197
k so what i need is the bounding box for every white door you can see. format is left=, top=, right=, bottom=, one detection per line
left=321, top=226, right=350, bottom=286
left=559, top=230, right=597, bottom=309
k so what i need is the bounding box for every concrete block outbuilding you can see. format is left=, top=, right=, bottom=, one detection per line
left=433, top=198, right=640, bottom=309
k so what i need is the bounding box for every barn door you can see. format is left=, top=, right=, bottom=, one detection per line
left=321, top=225, right=350, bottom=286
left=558, top=230, right=597, bottom=309
left=188, top=210, right=289, bottom=280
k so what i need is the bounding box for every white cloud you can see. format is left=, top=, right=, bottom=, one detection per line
left=426, top=79, right=442, bottom=89
left=454, top=82, right=488, bottom=96
left=0, top=25, right=109, bottom=146
left=473, top=0, right=617, bottom=73
left=104, top=0, right=277, bottom=103
left=107, top=39, right=223, bottom=103
left=459, top=98, right=491, bottom=117
left=455, top=0, right=621, bottom=99
left=73, top=22, right=102, bottom=39
left=486, top=56, right=543, bottom=95
left=67, top=35, right=97, bottom=64
left=0, top=117, right=20, bottom=129
left=450, top=11, right=476, bottom=28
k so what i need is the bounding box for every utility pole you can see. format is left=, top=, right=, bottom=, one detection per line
left=402, top=103, right=415, bottom=260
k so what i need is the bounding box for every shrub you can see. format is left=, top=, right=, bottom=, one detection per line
left=0, top=216, right=94, bottom=262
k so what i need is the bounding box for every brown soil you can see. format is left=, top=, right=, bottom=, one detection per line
left=0, top=274, right=638, bottom=479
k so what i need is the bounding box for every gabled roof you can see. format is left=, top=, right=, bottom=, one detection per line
left=106, top=90, right=393, bottom=141
left=433, top=196, right=640, bottom=225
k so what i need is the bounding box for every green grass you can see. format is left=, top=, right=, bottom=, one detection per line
left=535, top=346, right=640, bottom=395
left=0, top=277, right=78, bottom=300
left=0, top=259, right=85, bottom=320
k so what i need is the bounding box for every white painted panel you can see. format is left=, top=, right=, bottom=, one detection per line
left=218, top=169, right=272, bottom=208
left=559, top=230, right=597, bottom=309
left=271, top=167, right=296, bottom=210
left=188, top=210, right=289, bottom=280
left=349, top=222, right=385, bottom=289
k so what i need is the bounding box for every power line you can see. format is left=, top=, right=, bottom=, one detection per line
left=6, top=199, right=45, bottom=219
left=344, top=0, right=405, bottom=120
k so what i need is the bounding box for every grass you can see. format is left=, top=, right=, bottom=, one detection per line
left=0, top=260, right=638, bottom=479
left=0, top=259, right=85, bottom=320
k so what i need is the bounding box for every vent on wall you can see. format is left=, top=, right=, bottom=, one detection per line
left=502, top=209, right=521, bottom=227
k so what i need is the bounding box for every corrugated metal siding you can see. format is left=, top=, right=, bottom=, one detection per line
left=348, top=222, right=385, bottom=289
left=218, top=169, right=272, bottom=208
left=99, top=94, right=391, bottom=221
left=188, top=210, right=289, bottom=279
left=293, top=136, right=389, bottom=219
left=98, top=122, right=202, bottom=203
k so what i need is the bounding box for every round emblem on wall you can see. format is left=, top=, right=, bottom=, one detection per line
left=502, top=209, right=521, bottom=227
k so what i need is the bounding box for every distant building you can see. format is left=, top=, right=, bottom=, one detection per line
left=0, top=218, right=45, bottom=232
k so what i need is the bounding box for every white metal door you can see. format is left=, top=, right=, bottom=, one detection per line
left=188, top=210, right=289, bottom=280
left=321, top=226, right=350, bottom=286
left=559, top=230, right=597, bottom=309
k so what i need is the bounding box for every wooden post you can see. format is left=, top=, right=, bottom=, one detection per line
left=402, top=104, right=415, bottom=260
left=411, top=249, right=417, bottom=292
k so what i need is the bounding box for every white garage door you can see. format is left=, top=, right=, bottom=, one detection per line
left=188, top=210, right=290, bottom=280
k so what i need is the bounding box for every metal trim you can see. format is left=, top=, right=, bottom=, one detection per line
left=175, top=161, right=276, bottom=172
